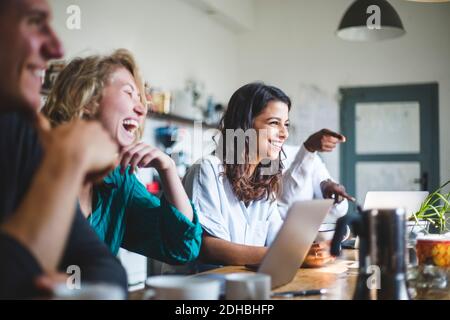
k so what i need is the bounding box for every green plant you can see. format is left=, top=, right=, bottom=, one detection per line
left=411, top=180, right=450, bottom=234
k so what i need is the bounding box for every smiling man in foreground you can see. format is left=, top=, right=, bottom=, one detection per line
left=0, top=0, right=127, bottom=299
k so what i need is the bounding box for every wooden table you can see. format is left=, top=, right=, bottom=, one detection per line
left=197, top=249, right=359, bottom=300
left=130, top=250, right=359, bottom=300
left=130, top=249, right=450, bottom=300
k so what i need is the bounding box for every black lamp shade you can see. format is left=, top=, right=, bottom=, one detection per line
left=337, top=0, right=405, bottom=41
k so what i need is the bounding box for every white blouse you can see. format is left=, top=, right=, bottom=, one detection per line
left=182, top=145, right=347, bottom=247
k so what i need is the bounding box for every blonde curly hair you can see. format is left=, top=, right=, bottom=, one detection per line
left=42, top=49, right=147, bottom=139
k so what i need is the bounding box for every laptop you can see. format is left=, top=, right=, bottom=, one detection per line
left=257, top=199, right=333, bottom=289
left=363, top=191, right=429, bottom=218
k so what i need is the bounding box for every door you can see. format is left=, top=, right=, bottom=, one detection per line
left=340, top=83, right=439, bottom=204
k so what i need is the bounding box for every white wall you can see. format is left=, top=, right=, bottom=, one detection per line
left=48, top=0, right=239, bottom=103
left=47, top=0, right=449, bottom=184
left=236, top=0, right=450, bottom=184
left=180, top=0, right=255, bottom=32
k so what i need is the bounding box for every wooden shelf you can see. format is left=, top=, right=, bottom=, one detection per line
left=148, top=111, right=218, bottom=129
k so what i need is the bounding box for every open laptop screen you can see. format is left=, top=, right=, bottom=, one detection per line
left=258, top=199, right=333, bottom=289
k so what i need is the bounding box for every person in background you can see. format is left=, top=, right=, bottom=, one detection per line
left=279, top=129, right=353, bottom=267
left=183, top=82, right=353, bottom=267
left=279, top=128, right=353, bottom=222
left=42, top=50, right=202, bottom=264
left=0, top=0, right=127, bottom=299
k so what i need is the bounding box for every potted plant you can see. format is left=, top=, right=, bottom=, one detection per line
left=410, top=180, right=450, bottom=267
left=410, top=180, right=450, bottom=235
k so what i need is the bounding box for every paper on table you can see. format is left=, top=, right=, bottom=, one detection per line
left=315, top=260, right=355, bottom=274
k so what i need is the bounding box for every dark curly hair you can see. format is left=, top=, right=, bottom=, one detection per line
left=215, top=82, right=291, bottom=204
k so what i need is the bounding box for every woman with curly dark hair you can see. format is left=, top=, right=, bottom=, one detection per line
left=183, top=82, right=352, bottom=266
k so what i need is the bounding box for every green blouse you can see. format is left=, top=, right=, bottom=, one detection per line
left=87, top=166, right=202, bottom=265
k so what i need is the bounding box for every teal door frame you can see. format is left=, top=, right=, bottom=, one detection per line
left=340, top=83, right=440, bottom=198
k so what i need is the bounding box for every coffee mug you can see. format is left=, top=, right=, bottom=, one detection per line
left=145, top=275, right=221, bottom=300
left=225, top=273, right=271, bottom=300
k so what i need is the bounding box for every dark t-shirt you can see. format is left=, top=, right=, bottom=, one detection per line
left=0, top=111, right=128, bottom=299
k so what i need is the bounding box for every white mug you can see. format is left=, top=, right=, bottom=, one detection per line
left=145, top=275, right=221, bottom=300
left=225, top=273, right=271, bottom=300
